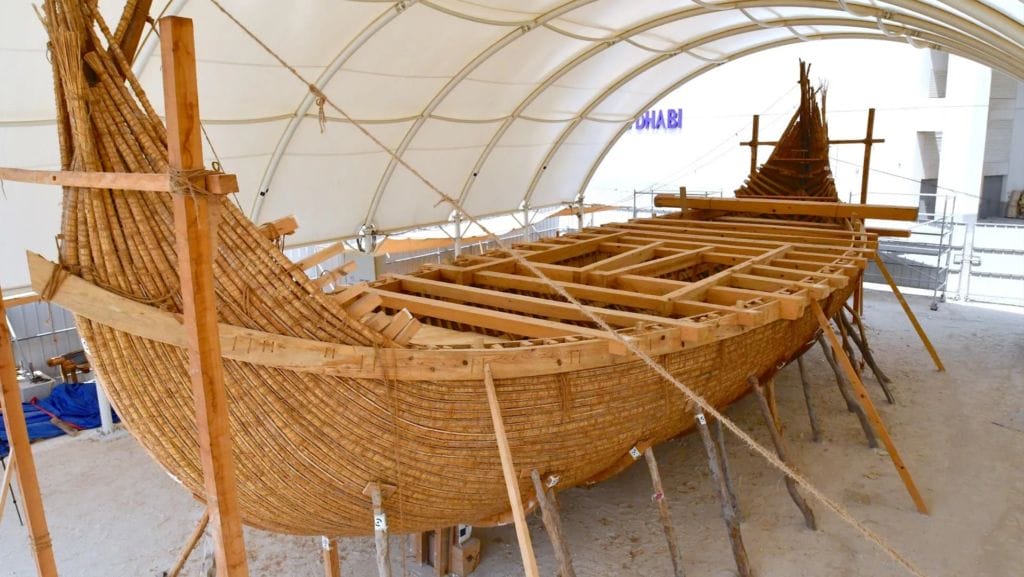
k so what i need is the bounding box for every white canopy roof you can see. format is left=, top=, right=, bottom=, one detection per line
left=2, top=0, right=1023, bottom=290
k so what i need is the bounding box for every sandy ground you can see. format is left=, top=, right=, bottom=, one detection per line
left=2, top=290, right=1023, bottom=577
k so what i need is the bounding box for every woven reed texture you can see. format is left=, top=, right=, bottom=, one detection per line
left=40, top=0, right=859, bottom=536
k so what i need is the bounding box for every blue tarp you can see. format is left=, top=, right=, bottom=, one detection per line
left=0, top=381, right=117, bottom=458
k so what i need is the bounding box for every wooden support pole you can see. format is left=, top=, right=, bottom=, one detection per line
left=642, top=448, right=686, bottom=577
left=839, top=311, right=895, bottom=404
left=859, top=108, right=876, bottom=205
left=872, top=254, right=945, bottom=372
left=530, top=470, right=577, bottom=577
left=693, top=409, right=752, bottom=577
left=713, top=419, right=741, bottom=519
left=161, top=16, right=249, bottom=577
left=166, top=510, right=211, bottom=577
left=321, top=537, right=342, bottom=577
left=749, top=114, right=760, bottom=176
left=0, top=454, right=16, bottom=522
left=363, top=483, right=393, bottom=577
left=749, top=377, right=817, bottom=530
left=811, top=300, right=929, bottom=515
left=795, top=355, right=822, bottom=443
left=483, top=364, right=540, bottom=577
left=0, top=291, right=58, bottom=576
left=817, top=335, right=878, bottom=448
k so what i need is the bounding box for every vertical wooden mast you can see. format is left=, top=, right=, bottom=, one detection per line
left=160, top=16, right=250, bottom=576
left=0, top=296, right=59, bottom=577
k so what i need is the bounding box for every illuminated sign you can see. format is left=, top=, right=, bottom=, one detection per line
left=629, top=108, right=684, bottom=131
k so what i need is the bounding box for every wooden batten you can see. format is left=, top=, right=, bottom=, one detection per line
left=654, top=196, right=919, bottom=221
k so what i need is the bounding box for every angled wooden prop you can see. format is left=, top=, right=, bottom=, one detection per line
left=161, top=15, right=250, bottom=576
left=872, top=254, right=945, bottom=372
left=483, top=364, right=541, bottom=577
left=811, top=300, right=929, bottom=514
left=0, top=294, right=59, bottom=576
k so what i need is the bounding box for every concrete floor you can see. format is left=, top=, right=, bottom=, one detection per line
left=2, top=290, right=1022, bottom=577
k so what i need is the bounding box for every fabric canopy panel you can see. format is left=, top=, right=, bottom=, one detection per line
left=1, top=0, right=1023, bottom=290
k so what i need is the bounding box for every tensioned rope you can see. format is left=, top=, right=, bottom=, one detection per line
left=204, top=2, right=929, bottom=575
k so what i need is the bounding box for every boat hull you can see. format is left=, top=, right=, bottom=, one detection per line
left=78, top=289, right=848, bottom=536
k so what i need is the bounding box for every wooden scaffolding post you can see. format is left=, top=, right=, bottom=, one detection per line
left=749, top=114, right=760, bottom=176
left=363, top=482, right=394, bottom=577
left=529, top=469, right=577, bottom=577
left=859, top=108, right=876, bottom=205
left=483, top=364, right=540, bottom=577
left=166, top=510, right=211, bottom=577
left=160, top=16, right=250, bottom=577
left=811, top=301, right=929, bottom=514
left=749, top=377, right=817, bottom=530
left=0, top=296, right=58, bottom=577
left=321, top=537, right=342, bottom=577
left=872, top=254, right=945, bottom=372
left=642, top=447, right=686, bottom=577
left=693, top=409, right=752, bottom=577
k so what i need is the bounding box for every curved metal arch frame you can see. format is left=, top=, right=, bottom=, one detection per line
left=124, top=0, right=1023, bottom=239
left=248, top=1, right=417, bottom=221
left=452, top=0, right=1022, bottom=216
left=517, top=13, right=1018, bottom=210
left=358, top=0, right=598, bottom=230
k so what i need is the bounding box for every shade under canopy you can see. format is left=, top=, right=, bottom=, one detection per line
left=1, top=0, right=1022, bottom=290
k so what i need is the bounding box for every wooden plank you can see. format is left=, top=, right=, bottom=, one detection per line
left=810, top=300, right=929, bottom=514
left=872, top=254, right=944, bottom=371
left=294, top=242, right=347, bottom=272
left=524, top=232, right=626, bottom=264
left=1, top=287, right=59, bottom=576
left=388, top=274, right=708, bottom=342
left=345, top=293, right=383, bottom=319
left=258, top=215, right=299, bottom=240
left=0, top=166, right=238, bottom=195
left=166, top=511, right=211, bottom=577
left=314, top=261, right=358, bottom=289
left=1, top=292, right=40, bottom=308
left=654, top=196, right=919, bottom=221
left=859, top=108, right=876, bottom=205
left=579, top=242, right=662, bottom=272
left=161, top=16, right=249, bottom=577
left=483, top=365, right=541, bottom=577
left=116, top=0, right=153, bottom=61
left=321, top=537, right=341, bottom=577
left=0, top=454, right=14, bottom=522
left=27, top=251, right=691, bottom=381
left=706, top=286, right=806, bottom=320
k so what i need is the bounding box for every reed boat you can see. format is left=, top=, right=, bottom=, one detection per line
left=24, top=1, right=916, bottom=537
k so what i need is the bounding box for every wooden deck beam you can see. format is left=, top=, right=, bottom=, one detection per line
left=655, top=195, right=918, bottom=221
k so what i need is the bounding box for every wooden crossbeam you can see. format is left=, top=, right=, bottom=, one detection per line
left=0, top=166, right=238, bottom=195
left=385, top=275, right=710, bottom=343
left=1, top=292, right=40, bottom=308
left=294, top=242, right=347, bottom=272
left=654, top=196, right=918, bottom=221
left=610, top=221, right=878, bottom=251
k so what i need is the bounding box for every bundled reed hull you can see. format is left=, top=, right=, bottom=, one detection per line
left=36, top=1, right=868, bottom=536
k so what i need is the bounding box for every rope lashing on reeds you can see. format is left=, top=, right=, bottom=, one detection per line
left=204, top=1, right=931, bottom=575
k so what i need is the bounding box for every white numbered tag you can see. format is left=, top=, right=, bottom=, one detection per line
left=374, top=513, right=388, bottom=531
left=321, top=536, right=331, bottom=550
left=696, top=414, right=707, bottom=425
left=628, top=446, right=642, bottom=460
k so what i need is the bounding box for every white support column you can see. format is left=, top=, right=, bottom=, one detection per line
left=521, top=203, right=532, bottom=243
left=453, top=213, right=463, bottom=258
left=936, top=56, right=992, bottom=219
left=96, top=382, right=114, bottom=435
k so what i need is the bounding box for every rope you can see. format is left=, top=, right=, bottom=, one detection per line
left=205, top=2, right=929, bottom=574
